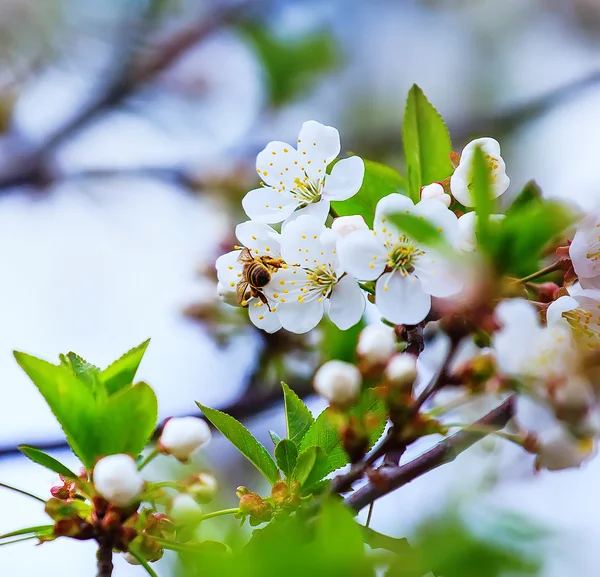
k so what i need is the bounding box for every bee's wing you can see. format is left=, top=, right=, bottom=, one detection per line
left=237, top=248, right=253, bottom=263
left=236, top=280, right=250, bottom=305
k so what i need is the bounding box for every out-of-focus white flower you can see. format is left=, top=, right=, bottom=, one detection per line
left=185, top=472, right=218, bottom=504
left=356, top=323, right=397, bottom=365
left=385, top=354, right=418, bottom=389
left=169, top=494, right=204, bottom=525
left=217, top=282, right=239, bottom=306
left=338, top=194, right=462, bottom=325
left=265, top=215, right=365, bottom=333
left=93, top=454, right=144, bottom=507
left=242, top=121, right=364, bottom=225
left=570, top=210, right=600, bottom=290
left=421, top=183, right=450, bottom=207
left=215, top=220, right=282, bottom=333
left=456, top=212, right=504, bottom=252
left=159, top=417, right=211, bottom=462
left=331, top=215, right=368, bottom=237
left=313, top=360, right=361, bottom=405
left=450, top=138, right=510, bottom=207
left=536, top=428, right=595, bottom=471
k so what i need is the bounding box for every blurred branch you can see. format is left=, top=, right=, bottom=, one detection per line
left=344, top=396, right=515, bottom=513
left=0, top=0, right=255, bottom=191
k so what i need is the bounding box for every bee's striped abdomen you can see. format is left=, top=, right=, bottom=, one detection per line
left=247, top=262, right=271, bottom=287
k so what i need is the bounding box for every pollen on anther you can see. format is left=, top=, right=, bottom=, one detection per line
left=279, top=280, right=285, bottom=286
left=284, top=148, right=289, bottom=152
left=228, top=265, right=233, bottom=270
left=263, top=171, right=268, bottom=176
left=273, top=293, right=279, bottom=298
left=258, top=315, right=265, bottom=320
left=318, top=297, right=323, bottom=302
left=313, top=235, right=318, bottom=239
left=230, top=282, right=235, bottom=287
left=298, top=296, right=304, bottom=302
left=278, top=205, right=282, bottom=209
left=265, top=247, right=271, bottom=252
left=280, top=298, right=286, bottom=303
left=302, top=235, right=307, bottom=239
left=252, top=235, right=257, bottom=240
left=369, top=263, right=375, bottom=269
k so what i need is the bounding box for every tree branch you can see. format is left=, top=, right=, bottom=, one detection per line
left=344, top=396, right=515, bottom=513
left=96, top=538, right=114, bottom=577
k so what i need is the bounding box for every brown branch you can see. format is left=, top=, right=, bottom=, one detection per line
left=344, top=396, right=515, bottom=513
left=96, top=538, right=114, bottom=577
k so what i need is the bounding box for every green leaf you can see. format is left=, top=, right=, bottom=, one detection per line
left=281, top=382, right=314, bottom=445
left=198, top=403, right=279, bottom=485
left=100, top=339, right=150, bottom=395
left=471, top=145, right=494, bottom=249
left=269, top=430, right=282, bottom=446
left=331, top=159, right=407, bottom=225
left=320, top=317, right=365, bottom=364
left=403, top=85, right=453, bottom=202
left=60, top=352, right=102, bottom=396
left=293, top=446, right=319, bottom=486
left=0, top=525, right=54, bottom=540
left=275, top=439, right=299, bottom=478
left=15, top=352, right=100, bottom=468
left=389, top=212, right=445, bottom=247
left=18, top=445, right=79, bottom=479
left=96, top=382, right=158, bottom=457
left=506, top=180, right=542, bottom=216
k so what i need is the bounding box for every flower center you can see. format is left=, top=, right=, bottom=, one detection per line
left=292, top=176, right=324, bottom=204
left=563, top=308, right=600, bottom=350
left=386, top=235, right=424, bottom=275
left=303, top=264, right=337, bottom=300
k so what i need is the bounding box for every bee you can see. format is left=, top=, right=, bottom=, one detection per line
left=236, top=248, right=283, bottom=310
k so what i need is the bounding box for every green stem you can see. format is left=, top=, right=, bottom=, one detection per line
left=0, top=535, right=40, bottom=547
left=443, top=423, right=523, bottom=445
left=201, top=507, right=240, bottom=521
left=358, top=282, right=375, bottom=296
left=516, top=261, right=563, bottom=284
left=329, top=206, right=340, bottom=219
left=146, top=481, right=181, bottom=491
left=128, top=549, right=159, bottom=577
left=138, top=449, right=160, bottom=471
left=0, top=482, right=45, bottom=503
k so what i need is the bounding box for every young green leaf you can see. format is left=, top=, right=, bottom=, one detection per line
left=505, top=180, right=542, bottom=216
left=60, top=353, right=102, bottom=397
left=403, top=85, right=453, bottom=202
left=471, top=145, right=494, bottom=249
left=281, top=382, right=314, bottom=445
left=293, top=446, right=320, bottom=486
left=96, top=382, right=158, bottom=458
left=18, top=445, right=79, bottom=479
left=275, top=439, right=299, bottom=478
left=0, top=525, right=54, bottom=540
left=331, top=159, right=407, bottom=225
left=14, top=352, right=100, bottom=469
left=389, top=212, right=445, bottom=247
left=100, top=339, right=150, bottom=395
left=269, top=430, right=282, bottom=446
left=198, top=403, right=279, bottom=485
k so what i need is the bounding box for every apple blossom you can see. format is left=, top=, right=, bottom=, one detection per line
left=450, top=138, right=510, bottom=207
left=169, top=494, right=204, bottom=525
left=570, top=210, right=600, bottom=289
left=385, top=354, right=418, bottom=389
left=242, top=120, right=365, bottom=225
left=356, top=323, right=397, bottom=365
left=93, top=454, right=144, bottom=507
left=159, top=416, right=211, bottom=462
left=338, top=194, right=463, bottom=325
left=331, top=215, right=368, bottom=237
left=314, top=360, right=362, bottom=405
left=421, top=183, right=450, bottom=207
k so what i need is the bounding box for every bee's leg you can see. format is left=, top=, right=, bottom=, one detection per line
left=263, top=257, right=284, bottom=269
left=256, top=290, right=272, bottom=312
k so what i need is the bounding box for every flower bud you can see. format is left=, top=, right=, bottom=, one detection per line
left=93, top=454, right=144, bottom=507
left=182, top=472, right=218, bottom=504
left=536, top=429, right=594, bottom=471
left=385, top=354, right=418, bottom=389
left=331, top=215, right=368, bottom=237
left=122, top=552, right=141, bottom=566
left=421, top=183, right=450, bottom=207
left=357, top=323, right=397, bottom=365
left=313, top=360, right=361, bottom=405
left=169, top=494, right=204, bottom=525
left=159, top=417, right=211, bottom=462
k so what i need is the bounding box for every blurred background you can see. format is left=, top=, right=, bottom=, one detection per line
left=1, top=0, right=600, bottom=574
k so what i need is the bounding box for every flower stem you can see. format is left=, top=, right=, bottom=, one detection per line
left=329, top=206, right=340, bottom=219
left=201, top=507, right=240, bottom=521
left=0, top=482, right=45, bottom=503
left=128, top=549, right=159, bottom=577
left=138, top=449, right=160, bottom=471
left=0, top=535, right=40, bottom=547
left=516, top=261, right=563, bottom=284
left=96, top=538, right=113, bottom=577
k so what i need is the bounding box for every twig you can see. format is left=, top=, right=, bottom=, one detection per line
left=96, top=538, right=114, bottom=577
left=344, top=396, right=515, bottom=513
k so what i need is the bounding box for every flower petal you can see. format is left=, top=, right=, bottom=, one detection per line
left=546, top=295, right=578, bottom=329
left=413, top=251, right=463, bottom=298
left=374, top=193, right=415, bottom=236
left=235, top=221, right=280, bottom=254
left=242, top=187, right=297, bottom=224
left=248, top=300, right=282, bottom=333
left=297, top=121, right=340, bottom=180
left=414, top=199, right=460, bottom=246
left=215, top=250, right=243, bottom=290
left=280, top=215, right=326, bottom=264
left=322, top=156, right=364, bottom=201
left=282, top=199, right=330, bottom=228
left=338, top=229, right=387, bottom=281
left=277, top=299, right=324, bottom=334
left=256, top=141, right=305, bottom=189
left=327, top=275, right=365, bottom=329
left=375, top=273, right=431, bottom=324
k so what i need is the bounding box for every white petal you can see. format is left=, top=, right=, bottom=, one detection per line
left=256, top=141, right=305, bottom=189
left=320, top=228, right=342, bottom=274
left=546, top=295, right=578, bottom=329
left=297, top=121, right=340, bottom=180
left=282, top=199, right=330, bottom=228
left=248, top=301, right=282, bottom=333
left=414, top=199, right=460, bottom=246
left=322, top=156, right=365, bottom=201
left=242, top=187, right=297, bottom=224
left=328, top=275, right=366, bottom=330
left=338, top=229, right=387, bottom=281
left=457, top=212, right=477, bottom=252
left=375, top=273, right=431, bottom=324
left=215, top=250, right=242, bottom=289
left=374, top=193, right=415, bottom=236
left=278, top=299, right=324, bottom=333
left=570, top=214, right=600, bottom=281
left=580, top=276, right=600, bottom=290
left=495, top=298, right=540, bottom=330
left=264, top=266, right=310, bottom=302
left=414, top=251, right=463, bottom=297
left=450, top=165, right=473, bottom=207
left=462, top=137, right=502, bottom=158
left=280, top=215, right=326, bottom=264
left=235, top=221, right=280, bottom=254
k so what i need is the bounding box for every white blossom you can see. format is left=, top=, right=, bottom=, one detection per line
left=536, top=428, right=595, bottom=471
left=385, top=354, right=418, bottom=389
left=356, top=323, right=397, bottom=365
left=331, top=215, right=368, bottom=237
left=169, top=494, right=204, bottom=525
left=264, top=215, right=365, bottom=333
left=570, top=212, right=600, bottom=289
left=159, top=417, right=211, bottom=462
left=93, top=454, right=144, bottom=507
left=456, top=211, right=504, bottom=252
left=338, top=194, right=462, bottom=325
left=314, top=360, right=361, bottom=405
left=421, top=183, right=450, bottom=207
left=242, top=120, right=364, bottom=225
left=450, top=138, right=510, bottom=207
left=215, top=220, right=283, bottom=333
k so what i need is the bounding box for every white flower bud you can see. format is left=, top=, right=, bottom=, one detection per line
left=536, top=428, right=594, bottom=471
left=185, top=472, right=218, bottom=503
left=331, top=215, right=368, bottom=237
left=122, top=552, right=141, bottom=566
left=314, top=360, right=361, bottom=405
left=385, top=354, right=418, bottom=389
left=159, top=417, right=212, bottom=462
left=93, top=454, right=144, bottom=507
left=217, top=282, right=239, bottom=307
left=421, top=183, right=450, bottom=207
left=357, top=323, right=397, bottom=365
left=169, top=493, right=204, bottom=525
